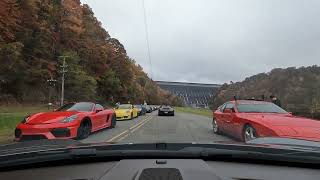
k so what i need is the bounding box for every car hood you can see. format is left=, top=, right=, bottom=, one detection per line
left=239, top=113, right=320, bottom=127
left=239, top=113, right=320, bottom=138
left=26, top=111, right=80, bottom=124
left=115, top=109, right=131, bottom=114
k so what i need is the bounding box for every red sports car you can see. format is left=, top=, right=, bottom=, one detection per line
left=213, top=100, right=320, bottom=142
left=15, top=102, right=116, bottom=141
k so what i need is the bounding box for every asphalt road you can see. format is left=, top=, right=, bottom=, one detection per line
left=82, top=111, right=234, bottom=144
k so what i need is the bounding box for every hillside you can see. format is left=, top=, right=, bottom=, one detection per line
left=0, top=0, right=181, bottom=106
left=211, top=66, right=320, bottom=118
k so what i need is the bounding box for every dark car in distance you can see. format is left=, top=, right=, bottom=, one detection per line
left=158, top=105, right=174, bottom=116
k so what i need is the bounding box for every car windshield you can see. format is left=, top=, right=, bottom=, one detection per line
left=161, top=106, right=170, bottom=108
left=56, top=103, right=93, bottom=112
left=2, top=0, right=320, bottom=165
left=117, top=104, right=132, bottom=109
left=237, top=103, right=288, bottom=113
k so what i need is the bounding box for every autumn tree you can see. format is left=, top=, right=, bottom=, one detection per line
left=0, top=0, right=181, bottom=106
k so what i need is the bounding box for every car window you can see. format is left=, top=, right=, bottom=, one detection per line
left=117, top=104, right=132, bottom=109
left=225, top=103, right=234, bottom=109
left=57, top=102, right=94, bottom=112
left=95, top=104, right=104, bottom=110
left=161, top=105, right=170, bottom=108
left=5, top=0, right=320, bottom=165
left=223, top=103, right=234, bottom=112
left=219, top=103, right=226, bottom=112
left=237, top=103, right=287, bottom=113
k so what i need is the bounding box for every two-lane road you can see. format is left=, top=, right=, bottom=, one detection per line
left=82, top=112, right=233, bottom=144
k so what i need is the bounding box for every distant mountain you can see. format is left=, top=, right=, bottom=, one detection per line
left=0, top=0, right=181, bottom=105
left=211, top=66, right=320, bottom=118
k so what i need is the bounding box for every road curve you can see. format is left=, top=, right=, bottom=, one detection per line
left=82, top=112, right=234, bottom=144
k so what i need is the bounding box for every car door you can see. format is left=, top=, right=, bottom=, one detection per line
left=227, top=103, right=244, bottom=139
left=221, top=102, right=235, bottom=135
left=93, top=104, right=107, bottom=130
left=214, top=103, right=227, bottom=132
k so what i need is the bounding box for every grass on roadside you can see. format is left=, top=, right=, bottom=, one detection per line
left=0, top=105, right=49, bottom=143
left=175, top=107, right=213, bottom=118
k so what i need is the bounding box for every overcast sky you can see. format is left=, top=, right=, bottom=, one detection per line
left=81, top=0, right=320, bottom=84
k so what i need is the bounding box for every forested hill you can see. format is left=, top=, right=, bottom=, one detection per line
left=0, top=0, right=181, bottom=105
left=211, top=66, right=320, bottom=118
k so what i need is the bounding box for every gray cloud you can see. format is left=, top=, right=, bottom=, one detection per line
left=81, top=0, right=320, bottom=84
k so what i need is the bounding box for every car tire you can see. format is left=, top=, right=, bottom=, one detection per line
left=212, top=119, right=220, bottom=134
left=76, top=120, right=91, bottom=140
left=243, top=124, right=258, bottom=142
left=110, top=113, right=116, bottom=128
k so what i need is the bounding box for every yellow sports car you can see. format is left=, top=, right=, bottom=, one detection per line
left=115, top=104, right=139, bottom=120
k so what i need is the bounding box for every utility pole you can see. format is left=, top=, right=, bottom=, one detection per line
left=59, top=56, right=68, bottom=106
left=47, top=78, right=57, bottom=109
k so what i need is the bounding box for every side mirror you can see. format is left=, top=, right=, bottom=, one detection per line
left=288, top=112, right=293, bottom=115
left=95, top=109, right=103, bottom=113
left=53, top=108, right=57, bottom=112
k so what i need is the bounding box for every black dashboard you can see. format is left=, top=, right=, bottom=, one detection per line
left=0, top=159, right=319, bottom=180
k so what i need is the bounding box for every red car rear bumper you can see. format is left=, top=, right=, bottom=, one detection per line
left=15, top=122, right=80, bottom=141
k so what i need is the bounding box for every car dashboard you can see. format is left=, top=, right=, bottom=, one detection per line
left=0, top=159, right=319, bottom=180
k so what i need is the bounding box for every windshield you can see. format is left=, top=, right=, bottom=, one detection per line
left=1, top=0, right=320, bottom=164
left=237, top=103, right=288, bottom=113
left=57, top=103, right=93, bottom=112
left=117, top=104, right=132, bottom=109
left=161, top=106, right=170, bottom=108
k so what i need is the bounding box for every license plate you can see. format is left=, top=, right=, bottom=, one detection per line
left=165, top=112, right=168, bottom=114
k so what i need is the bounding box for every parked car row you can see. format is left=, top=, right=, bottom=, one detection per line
left=144, top=105, right=159, bottom=113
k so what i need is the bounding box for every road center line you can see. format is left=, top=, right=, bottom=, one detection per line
left=106, top=130, right=128, bottom=142
left=130, top=117, right=153, bottom=133
left=106, top=116, right=152, bottom=142
left=117, top=133, right=129, bottom=142
left=118, top=116, right=153, bottom=142
left=129, top=116, right=151, bottom=130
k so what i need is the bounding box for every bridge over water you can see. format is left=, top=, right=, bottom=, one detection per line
left=156, top=81, right=221, bottom=108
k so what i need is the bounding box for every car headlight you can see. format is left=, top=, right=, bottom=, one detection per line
left=126, top=110, right=131, bottom=113
left=21, top=115, right=30, bottom=124
left=61, top=115, right=78, bottom=123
